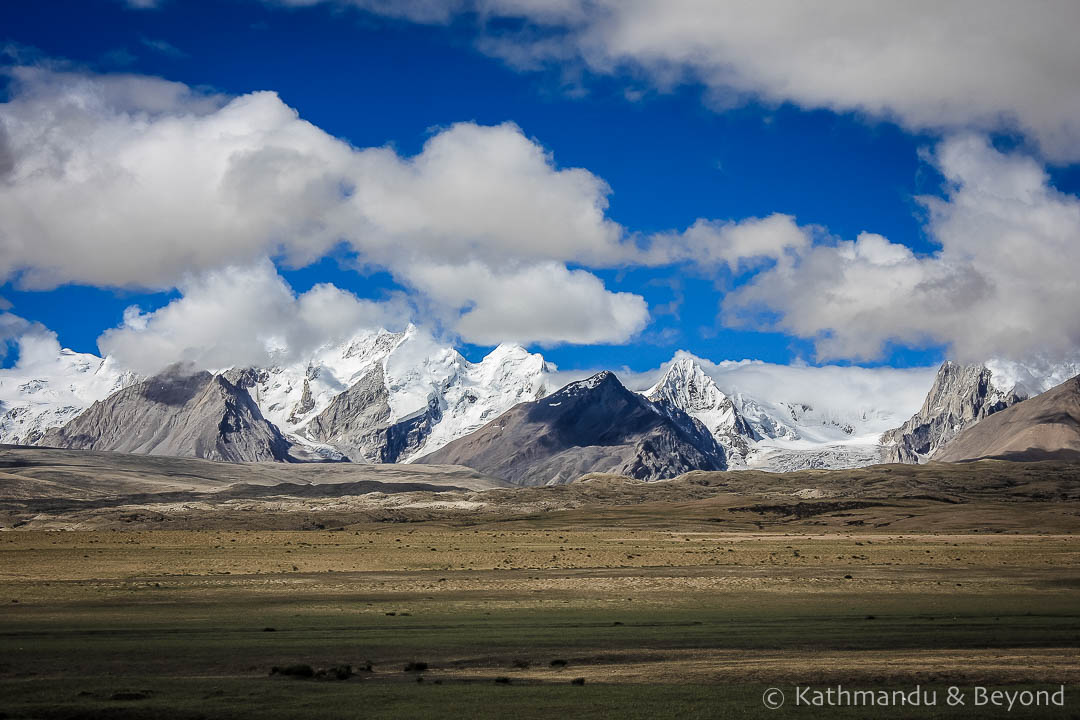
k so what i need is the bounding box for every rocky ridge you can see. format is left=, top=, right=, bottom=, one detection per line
left=418, top=371, right=727, bottom=485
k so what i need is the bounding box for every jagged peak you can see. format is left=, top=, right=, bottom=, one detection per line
left=669, top=349, right=702, bottom=365
left=555, top=370, right=622, bottom=396
left=647, top=352, right=726, bottom=401
left=662, top=353, right=708, bottom=377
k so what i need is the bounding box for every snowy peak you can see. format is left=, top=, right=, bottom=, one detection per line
left=556, top=370, right=620, bottom=397
left=399, top=341, right=553, bottom=460
left=646, top=355, right=728, bottom=414
left=0, top=340, right=139, bottom=446
left=645, top=355, right=756, bottom=463
left=247, top=327, right=408, bottom=436
left=245, top=328, right=555, bottom=463
left=484, top=342, right=539, bottom=364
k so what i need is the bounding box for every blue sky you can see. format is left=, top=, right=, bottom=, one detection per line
left=2, top=0, right=1079, bottom=373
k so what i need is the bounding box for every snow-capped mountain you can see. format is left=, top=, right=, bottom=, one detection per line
left=235, top=324, right=554, bottom=462
left=642, top=352, right=917, bottom=470
left=645, top=356, right=756, bottom=461
left=2, top=324, right=556, bottom=464
left=0, top=335, right=137, bottom=446
left=420, top=370, right=726, bottom=485
left=881, top=358, right=1080, bottom=463
left=10, top=320, right=1077, bottom=474
left=231, top=327, right=408, bottom=438
left=406, top=341, right=550, bottom=459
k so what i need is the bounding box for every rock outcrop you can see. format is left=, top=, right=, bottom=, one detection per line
left=302, top=363, right=443, bottom=463
left=935, top=374, right=1080, bottom=463
left=880, top=362, right=1025, bottom=463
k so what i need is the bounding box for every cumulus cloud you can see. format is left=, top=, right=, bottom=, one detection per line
left=514, top=1, right=1080, bottom=161
left=97, top=260, right=410, bottom=373
left=345, top=121, right=626, bottom=268
left=0, top=311, right=35, bottom=363
left=0, top=66, right=645, bottom=348
left=404, top=261, right=649, bottom=346
left=0, top=68, right=627, bottom=288
left=643, top=213, right=811, bottom=271
left=0, top=312, right=85, bottom=372
left=94, top=258, right=646, bottom=372
left=270, top=0, right=1080, bottom=162
left=723, top=135, right=1080, bottom=363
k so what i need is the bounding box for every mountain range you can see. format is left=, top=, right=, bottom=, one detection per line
left=2, top=326, right=1078, bottom=484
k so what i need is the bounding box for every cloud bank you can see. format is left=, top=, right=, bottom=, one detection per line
left=264, top=0, right=1080, bottom=162
left=723, top=135, right=1080, bottom=363
left=4, top=60, right=1080, bottom=370
left=0, top=67, right=644, bottom=350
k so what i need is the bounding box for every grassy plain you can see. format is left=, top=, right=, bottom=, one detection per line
left=1, top=524, right=1079, bottom=719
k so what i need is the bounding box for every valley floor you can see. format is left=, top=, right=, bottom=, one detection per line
left=1, top=524, right=1078, bottom=719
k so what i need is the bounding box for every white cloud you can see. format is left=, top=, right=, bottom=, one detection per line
left=0, top=312, right=36, bottom=363
left=0, top=67, right=644, bottom=348
left=346, top=121, right=626, bottom=268
left=0, top=68, right=627, bottom=289
left=723, top=135, right=1080, bottom=363
left=404, top=261, right=648, bottom=346
left=517, top=1, right=1080, bottom=161
left=280, top=0, right=1080, bottom=162
left=0, top=313, right=122, bottom=397
left=643, top=213, right=811, bottom=270
left=97, top=260, right=410, bottom=373
left=700, top=357, right=938, bottom=425
left=93, top=258, right=646, bottom=373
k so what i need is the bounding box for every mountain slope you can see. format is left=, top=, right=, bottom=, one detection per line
left=301, top=362, right=445, bottom=463
left=39, top=365, right=291, bottom=463
left=0, top=345, right=137, bottom=446
left=418, top=371, right=726, bottom=485
left=881, top=359, right=1080, bottom=463
left=645, top=356, right=757, bottom=462
left=240, top=326, right=553, bottom=462
left=880, top=362, right=1018, bottom=463
left=302, top=363, right=393, bottom=462
left=935, top=374, right=1080, bottom=462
